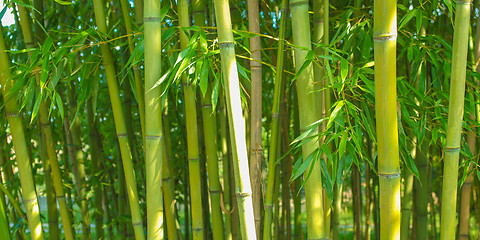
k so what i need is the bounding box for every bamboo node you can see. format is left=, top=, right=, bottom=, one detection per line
left=218, top=41, right=235, bottom=48
left=188, top=157, right=200, bottom=162
left=145, top=134, right=162, bottom=140
left=5, top=112, right=18, bottom=118
left=202, top=103, right=212, bottom=108
left=143, top=17, right=163, bottom=22
left=272, top=112, right=280, bottom=119
left=236, top=192, right=251, bottom=198
left=373, top=34, right=397, bottom=42
left=378, top=172, right=400, bottom=178
left=117, top=133, right=128, bottom=138
left=456, top=0, right=471, bottom=5
left=289, top=0, right=309, bottom=7
left=132, top=220, right=144, bottom=226
left=193, top=227, right=203, bottom=232
left=209, top=189, right=221, bottom=194
left=444, top=146, right=460, bottom=152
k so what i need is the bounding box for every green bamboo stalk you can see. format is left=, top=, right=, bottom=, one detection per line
left=16, top=5, right=77, bottom=239
left=219, top=96, right=233, bottom=240
left=0, top=181, right=8, bottom=240
left=331, top=183, right=342, bottom=240
left=1, top=123, right=26, bottom=240
left=400, top=168, right=414, bottom=240
left=161, top=108, right=180, bottom=240
left=291, top=87, right=303, bottom=240
left=0, top=121, right=10, bottom=240
left=290, top=0, right=325, bottom=238
left=373, top=0, right=401, bottom=239
left=458, top=13, right=480, bottom=239
left=191, top=1, right=224, bottom=239
left=263, top=0, right=288, bottom=238
left=247, top=0, right=263, bottom=236
left=201, top=83, right=225, bottom=240
left=116, top=144, right=128, bottom=240
left=120, top=0, right=145, bottom=140
left=143, top=0, right=165, bottom=238
left=69, top=106, right=90, bottom=239
left=440, top=0, right=472, bottom=239
left=87, top=98, right=105, bottom=239
left=0, top=25, right=44, bottom=240
left=92, top=1, right=145, bottom=238
left=38, top=123, right=59, bottom=240
left=213, top=0, right=257, bottom=238
left=177, top=0, right=204, bottom=238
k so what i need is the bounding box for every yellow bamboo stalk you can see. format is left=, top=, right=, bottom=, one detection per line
left=373, top=0, right=401, bottom=239
left=440, top=0, right=472, bottom=239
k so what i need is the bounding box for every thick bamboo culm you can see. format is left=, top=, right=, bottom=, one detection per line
left=373, top=0, right=401, bottom=239
left=178, top=0, right=205, bottom=239
left=143, top=0, right=165, bottom=238
left=0, top=27, right=44, bottom=240
left=247, top=0, right=263, bottom=237
left=92, top=0, right=145, bottom=238
left=263, top=0, right=288, bottom=238
left=213, top=0, right=257, bottom=238
left=440, top=0, right=471, bottom=239
left=290, top=0, right=326, bottom=238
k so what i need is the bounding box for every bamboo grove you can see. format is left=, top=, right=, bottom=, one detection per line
left=0, top=0, right=480, bottom=239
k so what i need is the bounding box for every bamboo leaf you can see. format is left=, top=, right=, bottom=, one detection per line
left=399, top=8, right=417, bottom=30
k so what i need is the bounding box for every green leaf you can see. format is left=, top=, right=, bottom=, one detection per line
left=54, top=0, right=72, bottom=5
left=327, top=100, right=344, bottom=130
left=340, top=58, right=348, bottom=82
left=338, top=132, right=347, bottom=161
left=399, top=8, right=417, bottom=30
left=291, top=151, right=315, bottom=181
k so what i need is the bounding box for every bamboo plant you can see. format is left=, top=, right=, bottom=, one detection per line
left=374, top=0, right=401, bottom=239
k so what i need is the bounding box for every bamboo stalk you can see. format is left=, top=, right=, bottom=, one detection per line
left=142, top=0, right=167, bottom=238
left=263, top=0, right=288, bottom=238
left=290, top=0, right=326, bottom=238
left=213, top=0, right=257, bottom=238
left=16, top=5, right=77, bottom=239
left=247, top=0, right=263, bottom=236
left=161, top=106, right=180, bottom=240
left=0, top=25, right=44, bottom=240
left=38, top=122, right=59, bottom=240
left=177, top=0, right=205, bottom=238
left=219, top=96, right=234, bottom=240
left=92, top=1, right=145, bottom=238
left=87, top=98, right=105, bottom=239
left=373, top=0, right=401, bottom=239
left=440, top=0, right=472, bottom=239
left=458, top=10, right=480, bottom=239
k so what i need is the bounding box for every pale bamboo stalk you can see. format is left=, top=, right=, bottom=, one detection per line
left=213, top=0, right=257, bottom=238
left=247, top=0, right=263, bottom=236
left=440, top=0, right=472, bottom=239
left=373, top=0, right=401, bottom=239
